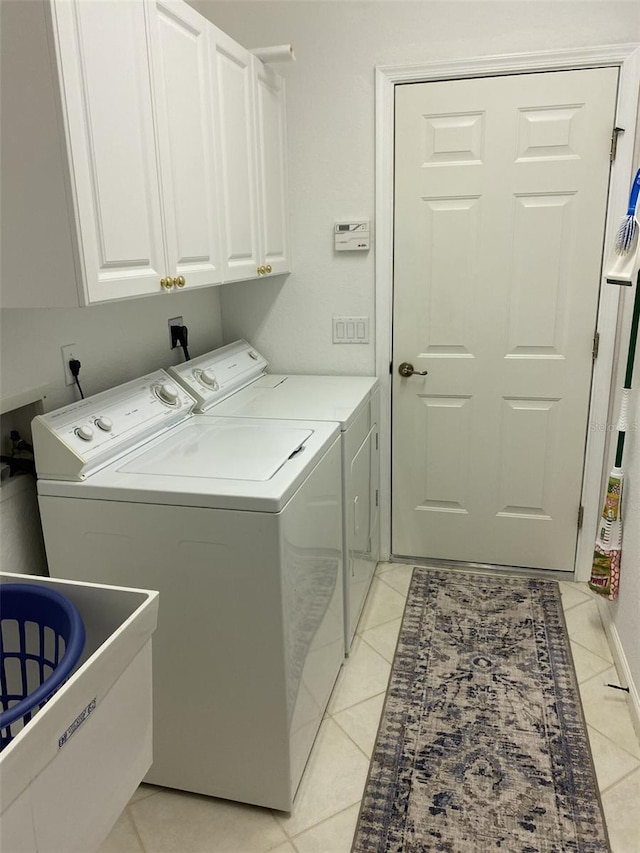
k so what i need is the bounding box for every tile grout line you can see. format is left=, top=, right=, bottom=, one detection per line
left=265, top=832, right=300, bottom=853
left=569, top=637, right=615, bottom=674
left=587, top=722, right=640, bottom=766
left=124, top=805, right=148, bottom=853
left=355, top=631, right=395, bottom=667
left=375, top=572, right=411, bottom=598
left=586, top=715, right=640, bottom=762
left=599, top=762, right=640, bottom=796
left=569, top=635, right=614, bottom=661
left=288, top=801, right=363, bottom=848
left=329, top=693, right=387, bottom=761
left=568, top=607, right=640, bottom=792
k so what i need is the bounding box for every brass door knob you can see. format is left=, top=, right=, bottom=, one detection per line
left=174, top=275, right=186, bottom=288
left=398, top=362, right=428, bottom=377
left=160, top=276, right=174, bottom=290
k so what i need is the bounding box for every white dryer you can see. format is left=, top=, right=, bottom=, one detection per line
left=168, top=340, right=379, bottom=653
left=32, top=371, right=344, bottom=811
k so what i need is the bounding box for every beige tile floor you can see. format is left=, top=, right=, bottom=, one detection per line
left=100, top=564, right=640, bottom=853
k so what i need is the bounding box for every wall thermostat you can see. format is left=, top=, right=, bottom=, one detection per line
left=334, top=221, right=370, bottom=252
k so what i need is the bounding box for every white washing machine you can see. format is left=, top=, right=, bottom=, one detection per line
left=32, top=370, right=344, bottom=812
left=168, top=340, right=379, bottom=653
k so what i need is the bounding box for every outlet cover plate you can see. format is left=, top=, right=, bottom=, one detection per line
left=168, top=316, right=183, bottom=347
left=61, top=344, right=82, bottom=386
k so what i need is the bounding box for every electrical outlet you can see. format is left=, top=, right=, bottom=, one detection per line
left=61, top=344, right=82, bottom=386
left=168, top=316, right=183, bottom=348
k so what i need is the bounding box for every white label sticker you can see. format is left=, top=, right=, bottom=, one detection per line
left=58, top=698, right=97, bottom=749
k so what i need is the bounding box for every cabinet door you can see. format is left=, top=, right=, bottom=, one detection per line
left=210, top=29, right=261, bottom=282
left=253, top=59, right=290, bottom=276
left=51, top=0, right=167, bottom=303
left=148, top=0, right=222, bottom=290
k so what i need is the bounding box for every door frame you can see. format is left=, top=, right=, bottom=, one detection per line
left=375, top=44, right=640, bottom=580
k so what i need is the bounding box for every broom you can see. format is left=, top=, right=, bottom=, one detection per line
left=589, top=268, right=640, bottom=598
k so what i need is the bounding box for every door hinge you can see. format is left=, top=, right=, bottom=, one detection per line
left=593, top=330, right=600, bottom=359
left=375, top=432, right=379, bottom=451
left=389, top=361, right=393, bottom=375
left=375, top=488, right=379, bottom=508
left=610, top=126, right=624, bottom=162
left=577, top=505, right=584, bottom=529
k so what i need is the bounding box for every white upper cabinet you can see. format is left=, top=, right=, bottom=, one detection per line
left=0, top=0, right=166, bottom=307
left=0, top=0, right=289, bottom=309
left=52, top=0, right=168, bottom=303
left=148, top=0, right=222, bottom=291
left=211, top=31, right=290, bottom=283
left=211, top=30, right=262, bottom=283
left=253, top=58, right=290, bottom=277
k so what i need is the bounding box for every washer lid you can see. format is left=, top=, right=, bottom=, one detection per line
left=37, top=417, right=341, bottom=512
left=118, top=420, right=312, bottom=481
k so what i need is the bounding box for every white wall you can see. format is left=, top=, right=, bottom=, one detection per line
left=0, top=290, right=224, bottom=413
left=613, top=382, right=640, bottom=700
left=193, top=1, right=640, bottom=692
left=0, top=288, right=224, bottom=575
left=602, top=276, right=640, bottom=702
left=193, top=0, right=639, bottom=373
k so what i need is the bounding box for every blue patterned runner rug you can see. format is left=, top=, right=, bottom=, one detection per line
left=352, top=569, right=609, bottom=852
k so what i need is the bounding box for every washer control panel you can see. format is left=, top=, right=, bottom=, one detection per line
left=168, top=339, right=268, bottom=412
left=33, top=370, right=196, bottom=480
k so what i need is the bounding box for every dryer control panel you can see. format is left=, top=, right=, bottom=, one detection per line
left=168, top=340, right=268, bottom=412
left=33, top=371, right=195, bottom=481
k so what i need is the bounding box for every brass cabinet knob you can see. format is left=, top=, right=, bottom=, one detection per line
left=257, top=265, right=266, bottom=275
left=160, top=276, right=174, bottom=290
left=174, top=275, right=186, bottom=288
left=265, top=264, right=272, bottom=274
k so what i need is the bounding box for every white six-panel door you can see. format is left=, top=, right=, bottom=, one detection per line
left=392, top=68, right=618, bottom=571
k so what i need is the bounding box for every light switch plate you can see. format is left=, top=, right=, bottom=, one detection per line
left=332, top=316, right=369, bottom=344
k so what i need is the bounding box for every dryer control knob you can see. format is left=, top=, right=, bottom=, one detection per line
left=155, top=383, right=180, bottom=405
left=199, top=368, right=219, bottom=389
left=95, top=416, right=113, bottom=432
left=75, top=424, right=94, bottom=442
left=248, top=351, right=258, bottom=360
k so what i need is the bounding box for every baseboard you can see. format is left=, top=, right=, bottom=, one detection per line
left=595, top=597, right=640, bottom=742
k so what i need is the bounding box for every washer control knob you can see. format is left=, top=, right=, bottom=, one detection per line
left=199, top=368, right=219, bottom=389
left=155, top=383, right=180, bottom=405
left=94, top=416, right=113, bottom=432
left=75, top=424, right=94, bottom=442
left=248, top=351, right=258, bottom=360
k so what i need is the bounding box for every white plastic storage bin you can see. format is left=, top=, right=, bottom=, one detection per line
left=0, top=572, right=158, bottom=853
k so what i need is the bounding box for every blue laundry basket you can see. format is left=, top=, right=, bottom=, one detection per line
left=0, top=583, right=86, bottom=750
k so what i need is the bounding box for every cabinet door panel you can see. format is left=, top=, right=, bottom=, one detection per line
left=52, top=0, right=166, bottom=302
left=211, top=31, right=261, bottom=281
left=150, top=0, right=221, bottom=288
left=254, top=59, right=290, bottom=276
